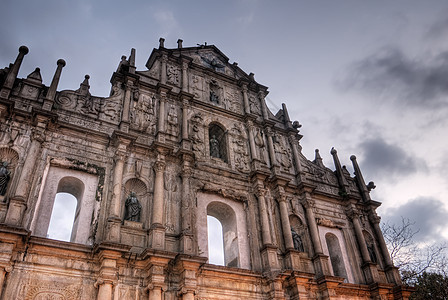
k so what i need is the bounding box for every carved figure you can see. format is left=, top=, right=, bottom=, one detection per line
left=367, top=243, right=378, bottom=263
left=210, top=135, right=220, bottom=158
left=210, top=90, right=219, bottom=104
left=124, top=191, right=141, bottom=222
left=254, top=128, right=267, bottom=163
left=291, top=228, right=304, bottom=252
left=0, top=161, right=10, bottom=196
left=167, top=104, right=179, bottom=136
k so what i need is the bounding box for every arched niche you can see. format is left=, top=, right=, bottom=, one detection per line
left=123, top=178, right=148, bottom=226
left=31, top=166, right=98, bottom=245
left=289, top=214, right=308, bottom=253
left=0, top=147, right=19, bottom=198
left=208, top=123, right=227, bottom=162
left=196, top=192, right=250, bottom=269
left=325, top=233, right=348, bottom=280
left=363, top=230, right=379, bottom=264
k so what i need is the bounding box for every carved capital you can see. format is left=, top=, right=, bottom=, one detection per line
left=182, top=98, right=189, bottom=107
left=182, top=61, right=189, bottom=70
left=255, top=186, right=266, bottom=198
left=346, top=206, right=360, bottom=220
left=31, top=128, right=45, bottom=143
left=161, top=55, right=168, bottom=63
left=368, top=212, right=381, bottom=224
left=154, top=161, right=166, bottom=173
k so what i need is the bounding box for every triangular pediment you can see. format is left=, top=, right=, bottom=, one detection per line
left=144, top=44, right=254, bottom=82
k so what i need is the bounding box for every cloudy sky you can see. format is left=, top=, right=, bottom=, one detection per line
left=2, top=0, right=448, bottom=246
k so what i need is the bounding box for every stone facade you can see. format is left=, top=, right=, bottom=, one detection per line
left=0, top=40, right=413, bottom=299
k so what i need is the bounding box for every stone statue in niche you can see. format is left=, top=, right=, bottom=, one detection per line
left=0, top=161, right=11, bottom=196
left=291, top=228, right=304, bottom=252
left=209, top=80, right=220, bottom=104
left=124, top=191, right=141, bottom=222
left=367, top=243, right=378, bottom=263
left=210, top=135, right=220, bottom=158
left=166, top=104, right=179, bottom=136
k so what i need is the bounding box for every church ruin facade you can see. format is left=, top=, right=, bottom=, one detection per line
left=0, top=40, right=412, bottom=299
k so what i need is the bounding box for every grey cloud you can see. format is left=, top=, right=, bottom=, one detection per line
left=426, top=15, right=448, bottom=39
left=339, top=47, right=448, bottom=109
left=358, top=137, right=427, bottom=179
left=382, top=197, right=448, bottom=244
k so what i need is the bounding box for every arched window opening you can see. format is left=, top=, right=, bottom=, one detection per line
left=325, top=233, right=348, bottom=279
left=47, top=192, right=77, bottom=241
left=207, top=201, right=239, bottom=267
left=209, top=123, right=227, bottom=162
left=207, top=215, right=224, bottom=266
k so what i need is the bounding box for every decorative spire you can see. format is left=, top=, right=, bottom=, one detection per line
left=177, top=39, right=183, bottom=48
left=76, top=75, right=90, bottom=96
left=43, top=59, right=66, bottom=110
left=0, top=45, right=29, bottom=99
left=128, top=48, right=136, bottom=74
left=350, top=155, right=372, bottom=202
left=159, top=37, right=165, bottom=48
left=282, top=103, right=293, bottom=128
left=313, top=149, right=324, bottom=168
left=26, top=67, right=42, bottom=84
left=330, top=147, right=350, bottom=197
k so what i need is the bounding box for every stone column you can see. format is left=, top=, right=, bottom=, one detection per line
left=241, top=84, right=250, bottom=114
left=265, top=128, right=277, bottom=167
left=288, top=134, right=303, bottom=178
left=157, top=93, right=166, bottom=133
left=246, top=121, right=257, bottom=161
left=182, top=99, right=189, bottom=140
left=0, top=266, right=11, bottom=298
left=1, top=45, right=28, bottom=99
left=259, top=91, right=269, bottom=120
left=350, top=211, right=371, bottom=263
left=148, top=285, right=163, bottom=300
left=120, top=80, right=133, bottom=131
left=182, top=61, right=188, bottom=92
left=161, top=55, right=167, bottom=84
left=302, top=193, right=330, bottom=276
left=43, top=59, right=66, bottom=111
left=369, top=213, right=392, bottom=267
left=150, top=155, right=166, bottom=250
left=180, top=158, right=194, bottom=254
left=278, top=194, right=294, bottom=250
left=107, top=151, right=125, bottom=242
left=5, top=119, right=46, bottom=226
left=256, top=187, right=272, bottom=246
left=96, top=281, right=113, bottom=300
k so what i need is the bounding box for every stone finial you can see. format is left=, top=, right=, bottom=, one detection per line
left=77, top=75, right=90, bottom=95
left=350, top=154, right=372, bottom=202
left=177, top=39, right=183, bottom=48
left=314, top=149, right=324, bottom=167
left=159, top=37, right=165, bottom=48
left=249, top=72, right=255, bottom=81
left=43, top=58, right=66, bottom=109
left=26, top=67, right=42, bottom=83
left=129, top=48, right=136, bottom=67
left=1, top=45, right=30, bottom=97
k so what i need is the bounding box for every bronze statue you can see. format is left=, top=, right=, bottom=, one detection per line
left=124, top=191, right=141, bottom=222
left=0, top=161, right=10, bottom=196
left=291, top=228, right=304, bottom=252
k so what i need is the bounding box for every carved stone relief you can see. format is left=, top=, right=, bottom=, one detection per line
left=254, top=127, right=268, bottom=165
left=167, top=63, right=180, bottom=86
left=224, top=88, right=242, bottom=113
left=130, top=92, right=156, bottom=134
left=190, top=112, right=204, bottom=156
left=164, top=165, right=180, bottom=234
left=273, top=134, right=292, bottom=172
left=230, top=124, right=249, bottom=172
left=249, top=95, right=261, bottom=115
left=209, top=80, right=221, bottom=105
left=166, top=104, right=179, bottom=137
left=100, top=82, right=124, bottom=122
left=190, top=74, right=204, bottom=99
left=20, top=280, right=82, bottom=299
